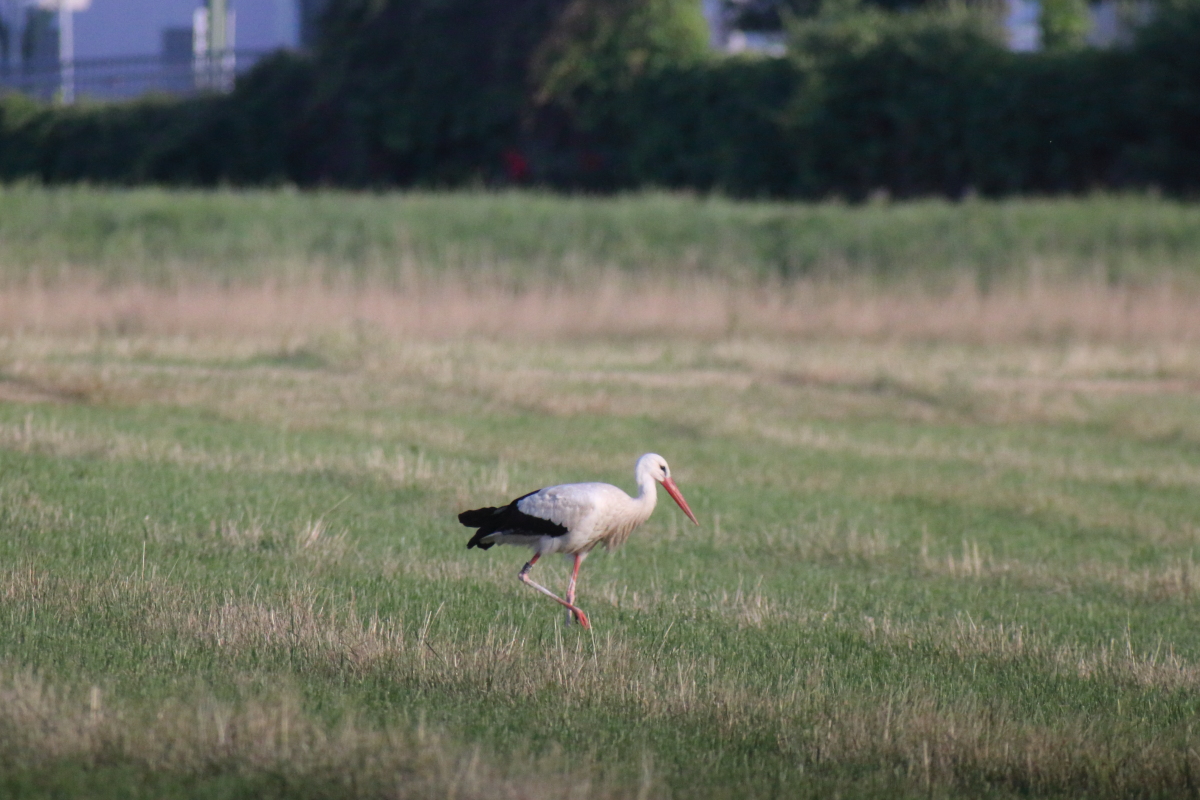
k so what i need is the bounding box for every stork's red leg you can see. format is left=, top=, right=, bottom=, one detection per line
left=518, top=554, right=591, bottom=629
left=564, top=553, right=584, bottom=625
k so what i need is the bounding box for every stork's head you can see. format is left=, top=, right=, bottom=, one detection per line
left=638, top=453, right=700, bottom=525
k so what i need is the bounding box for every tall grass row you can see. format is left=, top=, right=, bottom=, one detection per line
left=3, top=188, right=1200, bottom=288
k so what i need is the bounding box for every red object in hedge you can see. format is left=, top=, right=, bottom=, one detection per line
left=503, top=149, right=530, bottom=182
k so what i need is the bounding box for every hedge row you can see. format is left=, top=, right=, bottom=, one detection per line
left=1, top=2, right=1198, bottom=198
left=582, top=7, right=1198, bottom=198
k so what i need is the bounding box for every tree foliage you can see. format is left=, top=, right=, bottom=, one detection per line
left=532, top=0, right=711, bottom=107
left=1040, top=0, right=1091, bottom=50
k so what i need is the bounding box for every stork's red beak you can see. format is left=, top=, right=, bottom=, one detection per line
left=661, top=477, right=700, bottom=525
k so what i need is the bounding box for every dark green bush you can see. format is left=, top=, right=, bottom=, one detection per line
left=776, top=9, right=1131, bottom=197
left=1123, top=0, right=1200, bottom=191
left=571, top=57, right=801, bottom=194
left=147, top=51, right=317, bottom=185
left=305, top=0, right=570, bottom=185
left=785, top=9, right=1015, bottom=198
left=0, top=52, right=314, bottom=185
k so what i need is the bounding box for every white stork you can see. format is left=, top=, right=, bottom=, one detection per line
left=459, top=453, right=700, bottom=629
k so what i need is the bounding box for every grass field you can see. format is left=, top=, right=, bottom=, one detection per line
left=2, top=189, right=1200, bottom=798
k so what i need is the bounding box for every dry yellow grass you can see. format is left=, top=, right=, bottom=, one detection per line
left=3, top=275, right=1200, bottom=343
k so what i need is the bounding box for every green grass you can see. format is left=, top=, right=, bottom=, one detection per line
left=4, top=186, right=1200, bottom=287
left=2, top=327, right=1200, bottom=798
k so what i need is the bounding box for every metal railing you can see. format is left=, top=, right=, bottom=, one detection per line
left=0, top=49, right=272, bottom=102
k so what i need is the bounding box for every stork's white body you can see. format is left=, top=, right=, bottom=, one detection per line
left=496, top=480, right=657, bottom=556
left=459, top=453, right=699, bottom=629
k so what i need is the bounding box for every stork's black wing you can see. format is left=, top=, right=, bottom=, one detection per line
left=459, top=490, right=569, bottom=550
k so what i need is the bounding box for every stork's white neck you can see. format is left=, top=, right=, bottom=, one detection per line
left=590, top=454, right=668, bottom=551
left=630, top=457, right=660, bottom=520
